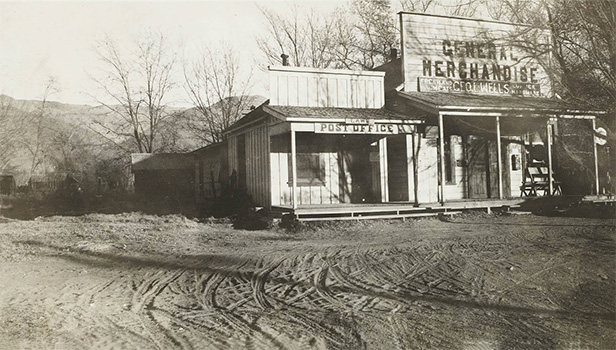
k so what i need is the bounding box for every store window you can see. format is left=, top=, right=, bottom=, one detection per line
left=289, top=153, right=326, bottom=186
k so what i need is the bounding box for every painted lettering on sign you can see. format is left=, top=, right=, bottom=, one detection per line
left=314, top=123, right=414, bottom=134
left=400, top=13, right=552, bottom=96
left=344, top=118, right=371, bottom=125
left=418, top=77, right=541, bottom=96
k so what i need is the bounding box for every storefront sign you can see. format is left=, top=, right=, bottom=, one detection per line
left=418, top=77, right=541, bottom=96
left=314, top=123, right=414, bottom=134
left=344, top=118, right=371, bottom=125
left=400, top=13, right=551, bottom=96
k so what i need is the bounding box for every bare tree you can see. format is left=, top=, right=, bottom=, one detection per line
left=92, top=32, right=176, bottom=153
left=399, top=0, right=483, bottom=17
left=343, top=0, right=398, bottom=69
left=257, top=1, right=398, bottom=70
left=183, top=44, right=256, bottom=145
left=0, top=96, right=28, bottom=173
left=257, top=3, right=336, bottom=68
left=17, top=78, right=59, bottom=181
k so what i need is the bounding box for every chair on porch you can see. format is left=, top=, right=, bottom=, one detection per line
left=521, top=162, right=562, bottom=196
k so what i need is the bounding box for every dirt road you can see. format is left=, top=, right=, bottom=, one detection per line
left=0, top=213, right=614, bottom=349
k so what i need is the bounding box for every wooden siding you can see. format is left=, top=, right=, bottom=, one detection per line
left=508, top=140, right=524, bottom=197
left=228, top=135, right=238, bottom=178
left=194, top=142, right=228, bottom=202
left=400, top=13, right=552, bottom=97
left=269, top=66, right=385, bottom=108
left=444, top=135, right=466, bottom=200
left=244, top=124, right=271, bottom=207
left=415, top=127, right=439, bottom=203
left=270, top=134, right=341, bottom=206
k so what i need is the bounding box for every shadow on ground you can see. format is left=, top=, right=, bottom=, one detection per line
left=516, top=196, right=615, bottom=219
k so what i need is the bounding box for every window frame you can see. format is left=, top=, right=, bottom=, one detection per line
left=288, top=153, right=326, bottom=186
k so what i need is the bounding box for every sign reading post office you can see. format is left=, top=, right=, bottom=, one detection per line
left=400, top=13, right=551, bottom=97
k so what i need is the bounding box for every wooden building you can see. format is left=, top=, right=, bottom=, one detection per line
left=215, top=13, right=604, bottom=219
left=131, top=153, right=194, bottom=203
left=192, top=141, right=228, bottom=204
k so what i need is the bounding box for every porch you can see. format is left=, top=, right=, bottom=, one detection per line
left=271, top=198, right=525, bottom=221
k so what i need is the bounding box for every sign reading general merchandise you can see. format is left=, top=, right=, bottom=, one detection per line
left=400, top=13, right=551, bottom=97
left=315, top=122, right=414, bottom=134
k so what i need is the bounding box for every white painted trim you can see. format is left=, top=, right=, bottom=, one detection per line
left=285, top=117, right=424, bottom=124
left=546, top=122, right=554, bottom=196
left=379, top=137, right=389, bottom=202
left=592, top=118, right=600, bottom=195
left=496, top=116, right=503, bottom=199
left=291, top=130, right=298, bottom=209
left=438, top=113, right=446, bottom=205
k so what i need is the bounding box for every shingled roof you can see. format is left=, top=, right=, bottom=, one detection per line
left=264, top=105, right=417, bottom=121
left=399, top=91, right=605, bottom=115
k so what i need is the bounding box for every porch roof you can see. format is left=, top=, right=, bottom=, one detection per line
left=224, top=101, right=423, bottom=135
left=398, top=91, right=605, bottom=116
left=264, top=105, right=419, bottom=122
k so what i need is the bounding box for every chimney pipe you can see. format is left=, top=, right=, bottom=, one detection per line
left=390, top=48, right=398, bottom=61
left=281, top=53, right=289, bottom=66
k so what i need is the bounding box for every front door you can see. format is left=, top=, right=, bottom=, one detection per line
left=467, top=136, right=489, bottom=198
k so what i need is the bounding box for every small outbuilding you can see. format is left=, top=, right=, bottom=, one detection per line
left=131, top=153, right=194, bottom=203
left=0, top=175, right=16, bottom=195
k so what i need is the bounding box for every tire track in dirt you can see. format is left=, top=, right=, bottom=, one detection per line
left=251, top=259, right=285, bottom=310
left=130, top=269, right=185, bottom=312
left=41, top=276, right=155, bottom=349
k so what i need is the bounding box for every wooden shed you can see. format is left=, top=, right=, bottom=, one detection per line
left=131, top=153, right=194, bottom=202
left=192, top=141, right=229, bottom=203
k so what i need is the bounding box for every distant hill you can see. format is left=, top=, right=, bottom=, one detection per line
left=170, top=95, right=267, bottom=149
left=0, top=94, right=267, bottom=185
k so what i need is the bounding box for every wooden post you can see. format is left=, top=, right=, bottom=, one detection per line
left=411, top=133, right=419, bottom=205
left=379, top=137, right=389, bottom=202
left=592, top=117, right=600, bottom=194
left=496, top=116, right=503, bottom=199
left=546, top=121, right=554, bottom=196
left=291, top=130, right=298, bottom=209
left=438, top=113, right=446, bottom=205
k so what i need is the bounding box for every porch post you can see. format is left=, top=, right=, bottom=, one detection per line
left=291, top=129, right=298, bottom=209
left=496, top=116, right=503, bottom=199
left=379, top=137, right=389, bottom=202
left=546, top=121, right=554, bottom=196
left=438, top=112, right=446, bottom=205
left=592, top=117, right=600, bottom=194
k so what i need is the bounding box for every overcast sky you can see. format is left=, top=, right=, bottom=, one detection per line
left=0, top=0, right=347, bottom=106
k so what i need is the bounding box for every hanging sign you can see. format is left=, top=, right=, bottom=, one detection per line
left=314, top=122, right=414, bottom=134
left=595, top=127, right=607, bottom=146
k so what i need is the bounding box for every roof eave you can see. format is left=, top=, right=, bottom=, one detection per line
left=397, top=91, right=606, bottom=116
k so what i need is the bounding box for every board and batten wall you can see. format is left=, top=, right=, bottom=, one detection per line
left=400, top=13, right=552, bottom=97
left=443, top=135, right=466, bottom=200
left=269, top=66, right=386, bottom=108
left=227, top=121, right=271, bottom=208
left=267, top=66, right=388, bottom=206
left=270, top=134, right=343, bottom=206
